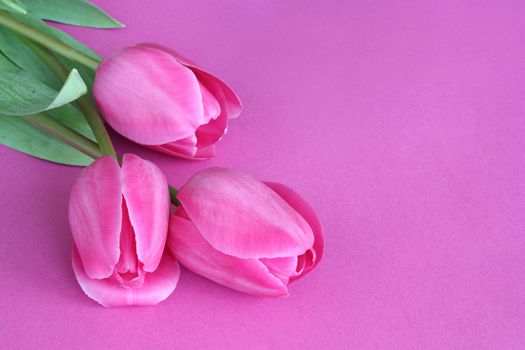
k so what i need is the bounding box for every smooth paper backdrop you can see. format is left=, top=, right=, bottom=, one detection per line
left=0, top=1, right=524, bottom=349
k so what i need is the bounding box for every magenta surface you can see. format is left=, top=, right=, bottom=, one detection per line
left=1, top=1, right=524, bottom=349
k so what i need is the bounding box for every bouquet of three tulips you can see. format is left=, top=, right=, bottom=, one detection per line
left=0, top=0, right=323, bottom=307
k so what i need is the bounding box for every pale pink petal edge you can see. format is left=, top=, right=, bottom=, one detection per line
left=72, top=246, right=180, bottom=307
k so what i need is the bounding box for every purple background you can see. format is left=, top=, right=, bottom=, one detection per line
left=1, top=0, right=525, bottom=349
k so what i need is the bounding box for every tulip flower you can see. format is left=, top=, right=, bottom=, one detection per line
left=69, top=154, right=180, bottom=307
left=93, top=43, right=242, bottom=160
left=168, top=168, right=324, bottom=296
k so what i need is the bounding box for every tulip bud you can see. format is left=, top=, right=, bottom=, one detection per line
left=69, top=154, right=180, bottom=307
left=168, top=168, right=324, bottom=296
left=93, top=43, right=242, bottom=160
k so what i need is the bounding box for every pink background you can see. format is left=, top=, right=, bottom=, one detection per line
left=1, top=0, right=524, bottom=349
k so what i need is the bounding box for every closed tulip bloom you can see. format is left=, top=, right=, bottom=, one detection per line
left=69, top=154, right=180, bottom=307
left=168, top=168, right=324, bottom=297
left=93, top=43, right=242, bottom=160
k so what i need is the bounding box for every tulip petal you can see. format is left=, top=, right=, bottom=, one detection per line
left=194, top=69, right=242, bottom=119
left=68, top=156, right=122, bottom=279
left=121, top=154, right=170, bottom=272
left=177, top=168, right=314, bottom=259
left=94, top=46, right=204, bottom=145
left=264, top=182, right=325, bottom=281
left=173, top=133, right=198, bottom=148
left=194, top=144, right=217, bottom=159
left=193, top=79, right=229, bottom=149
left=115, top=199, right=140, bottom=275
left=200, top=82, right=220, bottom=122
left=136, top=43, right=242, bottom=119
left=151, top=141, right=217, bottom=160
left=168, top=211, right=288, bottom=297
left=153, top=141, right=218, bottom=160
left=260, top=256, right=298, bottom=284
left=149, top=135, right=198, bottom=159
left=73, top=246, right=180, bottom=307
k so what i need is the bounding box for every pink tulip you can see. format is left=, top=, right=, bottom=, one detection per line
left=93, top=43, right=242, bottom=160
left=168, top=168, right=324, bottom=297
left=69, top=154, right=180, bottom=307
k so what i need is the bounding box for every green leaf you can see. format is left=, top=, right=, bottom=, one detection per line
left=0, top=0, right=27, bottom=14
left=0, top=27, right=60, bottom=87
left=0, top=52, right=18, bottom=71
left=0, top=69, right=87, bottom=116
left=59, top=55, right=95, bottom=92
left=0, top=29, right=95, bottom=140
left=47, top=104, right=95, bottom=141
left=22, top=0, right=124, bottom=28
left=0, top=113, right=93, bottom=166
left=8, top=12, right=100, bottom=60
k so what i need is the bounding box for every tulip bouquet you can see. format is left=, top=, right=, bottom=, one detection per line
left=0, top=1, right=323, bottom=307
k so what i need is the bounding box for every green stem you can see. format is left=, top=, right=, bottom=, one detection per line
left=22, top=113, right=103, bottom=159
left=76, top=97, right=117, bottom=159
left=0, top=11, right=100, bottom=70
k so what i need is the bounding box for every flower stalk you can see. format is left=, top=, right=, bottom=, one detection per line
left=75, top=97, right=117, bottom=159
